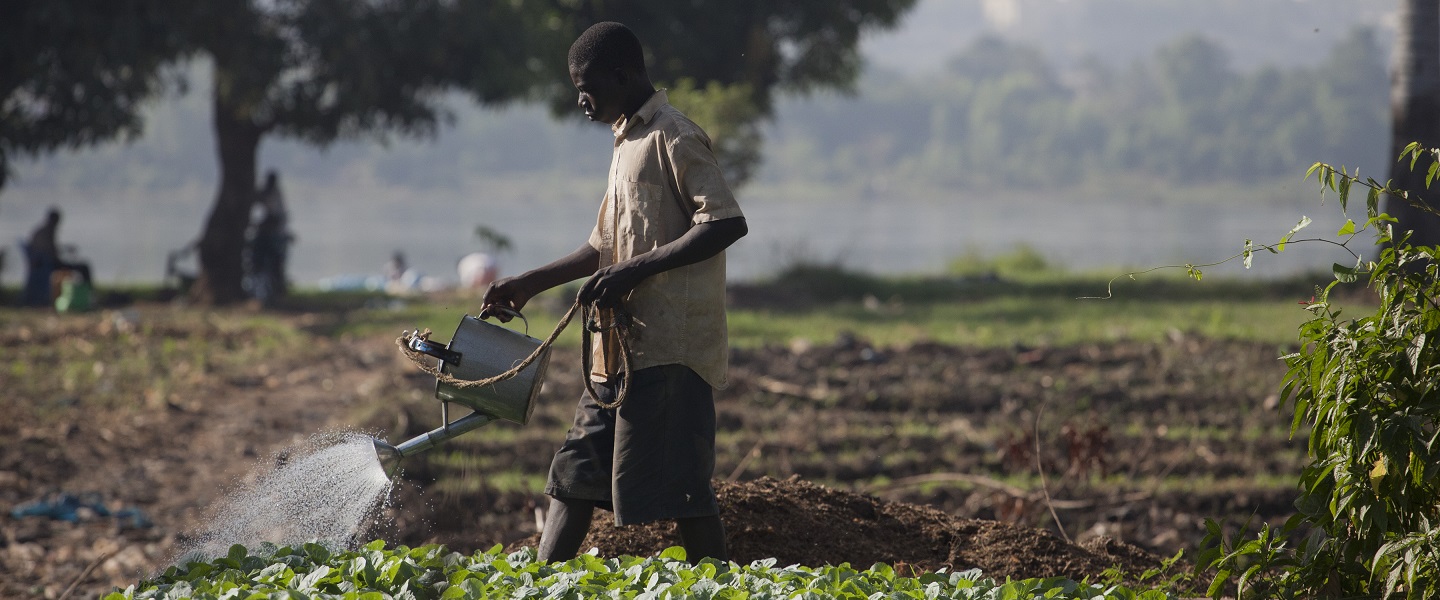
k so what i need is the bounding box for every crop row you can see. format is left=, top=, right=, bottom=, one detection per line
left=109, top=541, right=1177, bottom=599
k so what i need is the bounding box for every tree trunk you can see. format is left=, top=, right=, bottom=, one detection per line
left=1387, top=0, right=1440, bottom=246
left=190, top=73, right=263, bottom=306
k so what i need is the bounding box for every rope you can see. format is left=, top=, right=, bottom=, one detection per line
left=581, top=305, right=632, bottom=409
left=395, top=297, right=632, bottom=409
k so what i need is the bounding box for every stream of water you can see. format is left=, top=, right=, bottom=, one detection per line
left=176, top=432, right=393, bottom=563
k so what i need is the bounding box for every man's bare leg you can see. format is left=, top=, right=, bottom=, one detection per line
left=537, top=497, right=595, bottom=563
left=677, top=514, right=728, bottom=563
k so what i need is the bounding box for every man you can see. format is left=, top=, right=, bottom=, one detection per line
left=479, top=21, right=746, bottom=564
left=246, top=171, right=292, bottom=303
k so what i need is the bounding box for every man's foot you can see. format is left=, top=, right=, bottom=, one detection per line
left=677, top=514, right=728, bottom=563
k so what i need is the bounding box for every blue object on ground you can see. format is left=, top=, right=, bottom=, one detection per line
left=10, top=492, right=152, bottom=528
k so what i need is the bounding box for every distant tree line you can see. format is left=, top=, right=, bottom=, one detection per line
left=5, top=21, right=1394, bottom=200
left=766, top=27, right=1389, bottom=189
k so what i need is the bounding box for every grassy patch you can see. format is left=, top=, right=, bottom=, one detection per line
left=0, top=307, right=304, bottom=422
left=726, top=267, right=1353, bottom=348
left=729, top=297, right=1313, bottom=348
left=313, top=267, right=1360, bottom=349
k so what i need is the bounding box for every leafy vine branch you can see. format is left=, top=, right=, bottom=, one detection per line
left=1079, top=142, right=1440, bottom=301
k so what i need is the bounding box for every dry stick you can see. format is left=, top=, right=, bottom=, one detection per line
left=1034, top=401, right=1073, bottom=544
left=57, top=550, right=114, bottom=600
left=726, top=438, right=765, bottom=482
left=866, top=472, right=1029, bottom=498
left=866, top=473, right=1150, bottom=510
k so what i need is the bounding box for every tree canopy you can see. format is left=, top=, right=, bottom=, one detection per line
left=0, top=0, right=917, bottom=303
left=0, top=0, right=185, bottom=190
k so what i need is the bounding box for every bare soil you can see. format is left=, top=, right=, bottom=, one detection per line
left=505, top=476, right=1170, bottom=584
left=0, top=305, right=1299, bottom=598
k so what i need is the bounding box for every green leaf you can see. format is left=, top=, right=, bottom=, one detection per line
left=659, top=547, right=688, bottom=562
left=1333, top=263, right=1359, bottom=283
left=1278, top=216, right=1312, bottom=251
left=1337, top=219, right=1357, bottom=236
left=298, top=565, right=331, bottom=590
left=1408, top=334, right=1426, bottom=375
left=996, top=581, right=1026, bottom=600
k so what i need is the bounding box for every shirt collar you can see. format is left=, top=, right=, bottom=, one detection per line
left=612, top=89, right=668, bottom=139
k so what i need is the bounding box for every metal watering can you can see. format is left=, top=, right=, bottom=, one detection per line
left=373, top=309, right=551, bottom=477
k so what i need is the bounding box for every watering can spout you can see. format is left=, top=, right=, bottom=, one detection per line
left=370, top=410, right=499, bottom=478
left=376, top=315, right=548, bottom=478
left=372, top=438, right=403, bottom=479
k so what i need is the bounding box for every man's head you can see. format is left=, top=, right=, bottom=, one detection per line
left=45, top=208, right=61, bottom=224
left=568, top=22, right=653, bottom=124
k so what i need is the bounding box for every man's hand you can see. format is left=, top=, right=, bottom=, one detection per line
left=479, top=276, right=533, bottom=322
left=477, top=243, right=602, bottom=321
left=576, top=218, right=747, bottom=309
left=578, top=260, right=650, bottom=308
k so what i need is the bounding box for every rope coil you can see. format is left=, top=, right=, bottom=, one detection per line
left=395, top=297, right=632, bottom=409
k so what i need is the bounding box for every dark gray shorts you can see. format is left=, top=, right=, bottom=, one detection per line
left=544, top=364, right=719, bottom=526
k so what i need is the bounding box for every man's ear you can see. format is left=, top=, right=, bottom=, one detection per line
left=612, top=67, right=629, bottom=85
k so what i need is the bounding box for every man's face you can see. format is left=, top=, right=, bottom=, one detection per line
left=570, top=63, right=626, bottom=124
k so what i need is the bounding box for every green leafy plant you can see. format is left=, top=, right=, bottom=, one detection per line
left=111, top=540, right=1180, bottom=599
left=947, top=243, right=1055, bottom=280
left=1198, top=143, right=1440, bottom=599
left=473, top=225, right=513, bottom=255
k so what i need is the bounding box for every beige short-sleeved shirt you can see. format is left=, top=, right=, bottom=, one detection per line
left=586, top=90, right=743, bottom=388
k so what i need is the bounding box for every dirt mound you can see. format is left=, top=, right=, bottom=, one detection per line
left=509, top=476, right=1168, bottom=582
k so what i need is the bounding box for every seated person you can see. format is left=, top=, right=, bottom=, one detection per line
left=23, top=208, right=92, bottom=306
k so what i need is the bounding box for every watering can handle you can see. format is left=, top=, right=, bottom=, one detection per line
left=480, top=306, right=530, bottom=335
left=407, top=335, right=463, bottom=366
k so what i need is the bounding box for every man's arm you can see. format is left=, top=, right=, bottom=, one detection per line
left=580, top=216, right=747, bottom=308
left=479, top=242, right=600, bottom=321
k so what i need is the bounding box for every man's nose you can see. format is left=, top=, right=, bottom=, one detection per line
left=577, top=93, right=588, bottom=110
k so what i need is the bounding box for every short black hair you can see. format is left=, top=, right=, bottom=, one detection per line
left=568, top=22, right=646, bottom=75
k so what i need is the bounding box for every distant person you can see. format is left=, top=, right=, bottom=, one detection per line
left=479, top=22, right=747, bottom=565
left=383, top=250, right=421, bottom=294
left=457, top=252, right=498, bottom=292
left=385, top=251, right=408, bottom=284
left=22, top=208, right=92, bottom=307
left=245, top=171, right=293, bottom=303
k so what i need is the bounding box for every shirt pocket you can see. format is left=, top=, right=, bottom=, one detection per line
left=613, top=178, right=668, bottom=249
